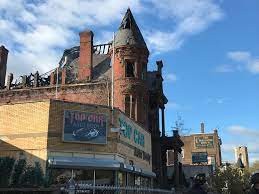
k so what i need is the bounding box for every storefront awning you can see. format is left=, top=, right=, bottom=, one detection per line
left=48, top=156, right=122, bottom=170
left=48, top=156, right=156, bottom=178
left=141, top=169, right=156, bottom=178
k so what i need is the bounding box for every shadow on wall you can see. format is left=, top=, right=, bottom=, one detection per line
left=0, top=139, right=46, bottom=188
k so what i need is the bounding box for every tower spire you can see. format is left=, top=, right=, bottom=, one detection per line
left=114, top=8, right=148, bottom=49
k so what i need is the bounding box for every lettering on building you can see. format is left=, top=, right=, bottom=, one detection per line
left=194, top=135, right=214, bottom=148
left=118, top=117, right=145, bottom=147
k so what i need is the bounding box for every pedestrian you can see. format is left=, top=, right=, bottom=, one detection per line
left=186, top=174, right=207, bottom=194
left=249, top=170, right=259, bottom=194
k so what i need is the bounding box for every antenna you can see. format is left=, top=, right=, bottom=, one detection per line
left=172, top=113, right=192, bottom=135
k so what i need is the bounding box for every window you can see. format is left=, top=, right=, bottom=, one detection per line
left=141, top=64, right=147, bottom=80
left=125, top=95, right=136, bottom=120
left=142, top=97, right=147, bottom=123
left=129, top=160, right=134, bottom=166
left=125, top=96, right=131, bottom=116
left=125, top=60, right=135, bottom=77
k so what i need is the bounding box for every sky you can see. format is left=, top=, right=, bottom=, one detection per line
left=0, top=0, right=258, bottom=164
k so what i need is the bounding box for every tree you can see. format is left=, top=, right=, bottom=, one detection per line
left=212, top=165, right=250, bottom=194
left=250, top=160, right=259, bottom=173
left=0, top=157, right=15, bottom=187
left=20, top=162, right=44, bottom=187
left=11, top=159, right=26, bottom=186
left=0, top=157, right=45, bottom=188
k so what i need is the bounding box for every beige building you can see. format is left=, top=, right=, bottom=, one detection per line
left=235, top=146, right=249, bottom=168
left=167, top=123, right=222, bottom=168
left=0, top=99, right=154, bottom=186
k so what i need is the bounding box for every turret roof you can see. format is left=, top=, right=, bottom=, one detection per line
left=114, top=8, right=147, bottom=48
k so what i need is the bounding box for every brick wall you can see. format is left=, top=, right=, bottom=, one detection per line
left=47, top=100, right=117, bottom=154
left=0, top=99, right=152, bottom=173
left=0, top=101, right=50, bottom=171
left=116, top=111, right=152, bottom=171
left=180, top=132, right=222, bottom=166
left=0, top=82, right=110, bottom=106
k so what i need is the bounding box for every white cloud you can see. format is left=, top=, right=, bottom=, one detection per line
left=166, top=101, right=192, bottom=111
left=166, top=102, right=181, bottom=109
left=216, top=51, right=259, bottom=74
left=248, top=59, right=259, bottom=74
left=221, top=143, right=236, bottom=153
left=221, top=125, right=259, bottom=163
left=227, top=125, right=259, bottom=137
left=227, top=51, right=251, bottom=63
left=249, top=153, right=259, bottom=164
left=0, top=0, right=224, bottom=77
left=206, top=97, right=229, bottom=104
left=145, top=0, right=224, bottom=53
left=215, top=64, right=236, bottom=73
left=164, top=73, right=178, bottom=82
left=0, top=0, right=142, bottom=76
left=144, top=30, right=184, bottom=53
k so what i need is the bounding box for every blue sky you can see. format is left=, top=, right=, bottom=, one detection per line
left=0, top=0, right=258, bottom=163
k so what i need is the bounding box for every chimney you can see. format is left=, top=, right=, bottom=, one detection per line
left=156, top=60, right=163, bottom=74
left=0, top=45, right=9, bottom=88
left=78, top=30, right=94, bottom=81
left=200, top=122, right=205, bottom=133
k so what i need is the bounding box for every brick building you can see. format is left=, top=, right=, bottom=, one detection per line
left=167, top=123, right=222, bottom=181
left=0, top=9, right=168, bottom=187
left=0, top=100, right=153, bottom=186
left=167, top=123, right=222, bottom=168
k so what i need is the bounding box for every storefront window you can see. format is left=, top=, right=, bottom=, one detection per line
left=50, top=169, right=73, bottom=184
left=118, top=171, right=124, bottom=186
left=128, top=173, right=135, bottom=186
left=135, top=175, right=141, bottom=187
left=74, top=169, right=94, bottom=185
left=141, top=176, right=151, bottom=187
left=50, top=169, right=115, bottom=186
left=96, top=170, right=115, bottom=185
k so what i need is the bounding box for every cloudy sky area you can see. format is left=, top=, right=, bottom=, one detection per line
left=0, top=0, right=258, bottom=163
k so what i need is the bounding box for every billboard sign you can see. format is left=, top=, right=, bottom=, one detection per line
left=63, top=110, right=107, bottom=144
left=118, top=117, right=145, bottom=147
left=192, top=152, right=208, bottom=163
left=195, top=135, right=214, bottom=148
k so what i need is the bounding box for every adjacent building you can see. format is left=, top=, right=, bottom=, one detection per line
left=167, top=123, right=222, bottom=180
left=235, top=146, right=249, bottom=169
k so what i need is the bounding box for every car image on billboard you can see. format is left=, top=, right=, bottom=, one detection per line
left=63, top=110, right=107, bottom=144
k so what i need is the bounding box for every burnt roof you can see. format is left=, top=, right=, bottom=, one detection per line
left=114, top=8, right=147, bottom=48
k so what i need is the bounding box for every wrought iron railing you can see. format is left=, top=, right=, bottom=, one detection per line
left=93, top=43, right=112, bottom=55
left=61, top=184, right=175, bottom=194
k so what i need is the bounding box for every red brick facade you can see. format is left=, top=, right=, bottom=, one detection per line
left=0, top=46, right=8, bottom=88
left=79, top=31, right=94, bottom=81
left=0, top=82, right=109, bottom=107
left=112, top=46, right=149, bottom=127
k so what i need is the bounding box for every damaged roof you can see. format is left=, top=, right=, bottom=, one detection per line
left=114, top=8, right=147, bottom=48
